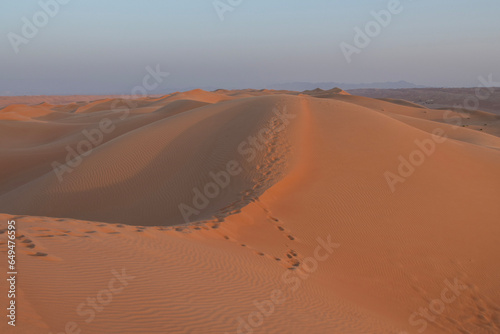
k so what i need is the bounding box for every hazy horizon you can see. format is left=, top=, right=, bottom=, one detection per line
left=1, top=0, right=500, bottom=95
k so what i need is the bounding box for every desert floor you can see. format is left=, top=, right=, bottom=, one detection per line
left=1, top=88, right=499, bottom=333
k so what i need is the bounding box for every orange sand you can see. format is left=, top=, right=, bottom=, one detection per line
left=1, top=88, right=499, bottom=333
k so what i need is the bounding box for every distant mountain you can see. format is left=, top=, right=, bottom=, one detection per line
left=268, top=81, right=427, bottom=91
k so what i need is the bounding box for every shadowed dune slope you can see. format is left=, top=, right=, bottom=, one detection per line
left=0, top=95, right=298, bottom=225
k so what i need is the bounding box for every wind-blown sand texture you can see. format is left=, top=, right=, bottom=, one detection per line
left=1, top=88, right=499, bottom=333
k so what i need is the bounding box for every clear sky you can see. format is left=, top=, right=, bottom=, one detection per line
left=1, top=0, right=499, bottom=95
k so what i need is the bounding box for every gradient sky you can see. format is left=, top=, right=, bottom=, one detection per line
left=1, top=0, right=499, bottom=95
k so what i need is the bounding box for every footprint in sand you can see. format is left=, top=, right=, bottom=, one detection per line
left=21, top=239, right=37, bottom=249
left=30, top=252, right=48, bottom=257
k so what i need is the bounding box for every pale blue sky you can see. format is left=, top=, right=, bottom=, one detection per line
left=1, top=0, right=499, bottom=95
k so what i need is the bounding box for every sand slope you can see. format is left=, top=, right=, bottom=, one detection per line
left=1, top=89, right=499, bottom=333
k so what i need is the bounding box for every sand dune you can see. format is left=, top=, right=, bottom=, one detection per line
left=1, top=89, right=499, bottom=333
